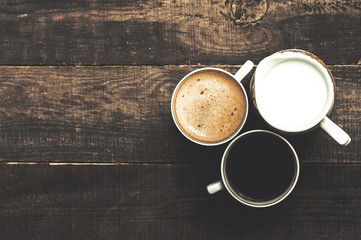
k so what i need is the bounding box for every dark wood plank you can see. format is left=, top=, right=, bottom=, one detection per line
left=0, top=65, right=359, bottom=163
left=0, top=0, right=360, bottom=65
left=0, top=163, right=360, bottom=239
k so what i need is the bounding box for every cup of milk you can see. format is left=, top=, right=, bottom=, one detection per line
left=250, top=49, right=351, bottom=146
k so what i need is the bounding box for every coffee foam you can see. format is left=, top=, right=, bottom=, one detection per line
left=174, top=70, right=247, bottom=143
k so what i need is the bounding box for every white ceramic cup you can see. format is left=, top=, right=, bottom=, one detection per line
left=207, top=130, right=300, bottom=208
left=171, top=61, right=254, bottom=146
left=250, top=49, right=351, bottom=146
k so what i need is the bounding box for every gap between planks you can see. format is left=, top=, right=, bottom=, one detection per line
left=0, top=161, right=360, bottom=166
left=0, top=161, right=211, bottom=166
left=0, top=64, right=360, bottom=68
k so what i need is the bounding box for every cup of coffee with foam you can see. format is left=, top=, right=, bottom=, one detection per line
left=250, top=49, right=351, bottom=145
left=171, top=61, right=254, bottom=146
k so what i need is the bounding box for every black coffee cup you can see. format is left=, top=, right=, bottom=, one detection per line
left=207, top=130, right=299, bottom=207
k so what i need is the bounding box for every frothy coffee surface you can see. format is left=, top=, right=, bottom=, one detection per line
left=174, top=70, right=247, bottom=143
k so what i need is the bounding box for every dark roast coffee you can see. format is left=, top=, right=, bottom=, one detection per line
left=224, top=132, right=296, bottom=202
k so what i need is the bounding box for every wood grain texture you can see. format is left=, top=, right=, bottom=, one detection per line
left=0, top=0, right=360, bottom=65
left=0, top=65, right=359, bottom=163
left=0, top=163, right=360, bottom=239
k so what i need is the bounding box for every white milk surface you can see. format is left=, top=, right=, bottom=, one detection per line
left=256, top=59, right=329, bottom=132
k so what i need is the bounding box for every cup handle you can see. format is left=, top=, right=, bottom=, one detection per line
left=234, top=60, right=254, bottom=82
left=207, top=180, right=225, bottom=194
left=320, top=116, right=351, bottom=146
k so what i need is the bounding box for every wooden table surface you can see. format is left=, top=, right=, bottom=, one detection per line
left=0, top=0, right=360, bottom=239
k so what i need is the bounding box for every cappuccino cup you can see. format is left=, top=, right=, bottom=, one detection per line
left=171, top=61, right=254, bottom=146
left=250, top=49, right=351, bottom=145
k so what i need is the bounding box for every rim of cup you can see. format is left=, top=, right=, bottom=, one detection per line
left=171, top=67, right=249, bottom=146
left=220, top=129, right=300, bottom=208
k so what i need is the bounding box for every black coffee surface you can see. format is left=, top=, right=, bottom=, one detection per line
left=225, top=132, right=296, bottom=201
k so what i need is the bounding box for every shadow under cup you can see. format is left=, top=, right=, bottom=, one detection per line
left=221, top=130, right=299, bottom=207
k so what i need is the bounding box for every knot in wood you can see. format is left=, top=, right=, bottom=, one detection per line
left=223, top=0, right=268, bottom=26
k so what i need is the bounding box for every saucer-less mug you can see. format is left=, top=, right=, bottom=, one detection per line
left=207, top=130, right=300, bottom=208
left=250, top=49, right=351, bottom=145
left=171, top=61, right=254, bottom=146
